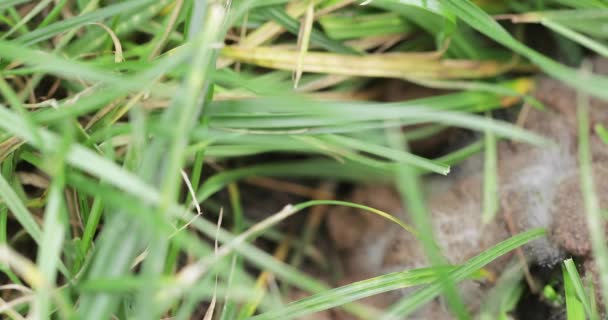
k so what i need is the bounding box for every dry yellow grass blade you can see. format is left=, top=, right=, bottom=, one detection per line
left=238, top=237, right=292, bottom=318
left=217, top=0, right=347, bottom=68
left=0, top=246, right=44, bottom=290
left=494, top=12, right=544, bottom=23
left=241, top=0, right=323, bottom=48
left=294, top=1, right=315, bottom=88
left=222, top=46, right=515, bottom=79
left=87, top=23, right=123, bottom=63
left=204, top=208, right=224, bottom=320
left=295, top=35, right=408, bottom=92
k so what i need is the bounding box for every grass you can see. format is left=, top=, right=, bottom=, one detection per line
left=0, top=0, right=607, bottom=319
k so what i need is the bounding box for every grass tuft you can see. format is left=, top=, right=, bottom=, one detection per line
left=1, top=0, right=607, bottom=319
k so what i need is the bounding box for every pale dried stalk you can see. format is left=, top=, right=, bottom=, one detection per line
left=222, top=46, right=513, bottom=80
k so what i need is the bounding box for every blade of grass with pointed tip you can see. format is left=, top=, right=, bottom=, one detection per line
left=563, top=263, right=586, bottom=320
left=323, top=134, right=450, bottom=175
left=564, top=258, right=596, bottom=319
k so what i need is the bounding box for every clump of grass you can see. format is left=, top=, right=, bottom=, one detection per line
left=0, top=0, right=607, bottom=319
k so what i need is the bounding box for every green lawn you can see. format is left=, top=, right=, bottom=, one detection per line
left=0, top=0, right=607, bottom=319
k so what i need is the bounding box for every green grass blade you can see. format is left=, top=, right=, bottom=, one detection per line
left=36, top=0, right=70, bottom=29
left=319, top=12, right=413, bottom=40
left=323, top=134, right=450, bottom=175
left=2, top=0, right=53, bottom=38
left=576, top=72, right=608, bottom=312
left=563, top=258, right=596, bottom=319
left=382, top=228, right=547, bottom=319
left=252, top=266, right=464, bottom=320
left=434, top=140, right=484, bottom=166
left=33, top=173, right=67, bottom=319
left=595, top=124, right=608, bottom=144
left=541, top=19, right=608, bottom=57
left=0, top=168, right=42, bottom=244
left=0, top=0, right=31, bottom=10
left=563, top=265, right=586, bottom=320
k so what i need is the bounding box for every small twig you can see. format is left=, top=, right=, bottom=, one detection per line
left=203, top=208, right=223, bottom=320
left=0, top=284, right=33, bottom=294
left=239, top=236, right=291, bottom=317
left=493, top=13, right=542, bottom=23
left=181, top=169, right=202, bottom=217
left=0, top=295, right=30, bottom=320
left=244, top=177, right=332, bottom=199
left=44, top=78, right=61, bottom=100
left=515, top=103, right=532, bottom=128
left=501, top=197, right=538, bottom=293
left=148, top=0, right=184, bottom=61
